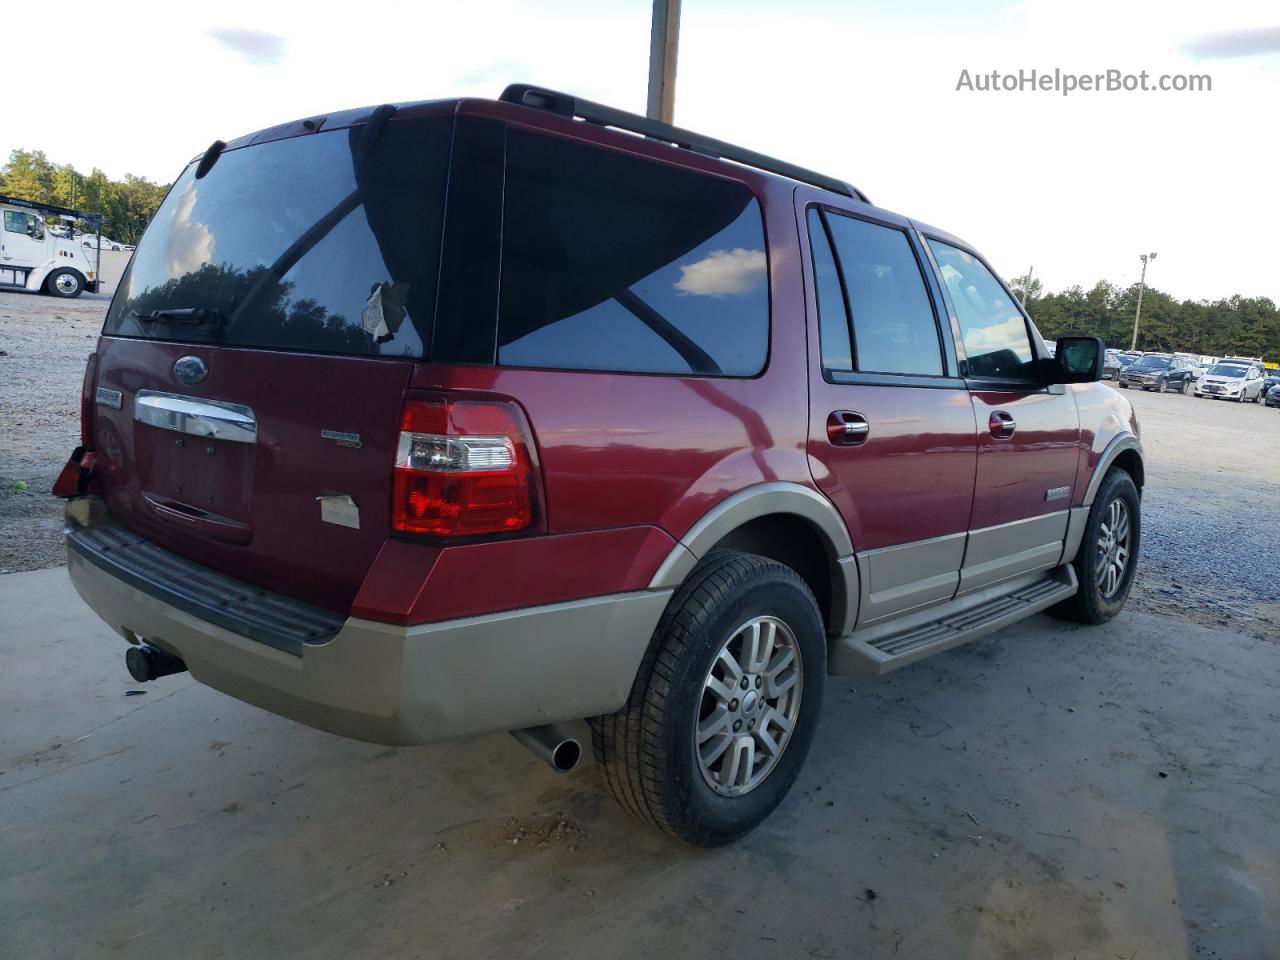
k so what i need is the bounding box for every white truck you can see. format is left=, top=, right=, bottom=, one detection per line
left=0, top=195, right=103, bottom=298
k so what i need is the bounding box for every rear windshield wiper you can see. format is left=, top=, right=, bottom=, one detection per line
left=142, top=307, right=224, bottom=326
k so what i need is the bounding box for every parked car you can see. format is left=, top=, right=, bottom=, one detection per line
left=1260, top=374, right=1280, bottom=407
left=81, top=235, right=125, bottom=252
left=1265, top=384, right=1280, bottom=408
left=1195, top=362, right=1267, bottom=402
left=53, top=84, right=1145, bottom=845
left=1103, top=352, right=1140, bottom=380
left=1117, top=353, right=1197, bottom=393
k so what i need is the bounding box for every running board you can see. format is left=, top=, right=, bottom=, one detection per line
left=830, top=565, right=1078, bottom=675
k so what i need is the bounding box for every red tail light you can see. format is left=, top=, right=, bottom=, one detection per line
left=392, top=395, right=539, bottom=538
left=80, top=352, right=98, bottom=448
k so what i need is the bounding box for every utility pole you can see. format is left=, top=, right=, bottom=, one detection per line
left=1129, top=252, right=1157, bottom=351
left=647, top=0, right=680, bottom=123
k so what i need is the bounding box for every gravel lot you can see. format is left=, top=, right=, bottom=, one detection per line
left=3, top=285, right=1276, bottom=633
left=0, top=251, right=126, bottom=573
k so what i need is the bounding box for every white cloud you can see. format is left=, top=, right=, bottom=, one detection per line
left=207, top=28, right=286, bottom=66
left=163, top=185, right=214, bottom=277
left=961, top=314, right=1030, bottom=353
left=675, top=248, right=767, bottom=297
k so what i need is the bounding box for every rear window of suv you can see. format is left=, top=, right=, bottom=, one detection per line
left=104, top=116, right=452, bottom=357
left=496, top=128, right=769, bottom=377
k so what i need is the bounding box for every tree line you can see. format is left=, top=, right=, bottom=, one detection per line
left=0, top=149, right=169, bottom=245
left=1010, top=274, right=1277, bottom=362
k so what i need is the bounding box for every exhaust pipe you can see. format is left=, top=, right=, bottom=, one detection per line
left=510, top=724, right=582, bottom=773
left=125, top=642, right=188, bottom=682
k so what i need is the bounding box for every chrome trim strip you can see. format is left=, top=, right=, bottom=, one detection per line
left=133, top=390, right=257, bottom=444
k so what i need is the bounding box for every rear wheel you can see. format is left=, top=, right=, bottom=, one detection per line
left=1049, top=468, right=1140, bottom=624
left=44, top=268, right=84, bottom=298
left=591, top=551, right=826, bottom=846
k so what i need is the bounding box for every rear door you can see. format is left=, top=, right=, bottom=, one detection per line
left=91, top=109, right=455, bottom=613
left=922, top=236, right=1082, bottom=595
left=800, top=196, right=977, bottom=627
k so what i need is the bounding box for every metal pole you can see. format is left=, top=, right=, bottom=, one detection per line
left=647, top=0, right=680, bottom=123
left=1129, top=252, right=1156, bottom=351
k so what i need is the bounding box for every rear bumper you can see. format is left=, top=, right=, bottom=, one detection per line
left=66, top=513, right=671, bottom=745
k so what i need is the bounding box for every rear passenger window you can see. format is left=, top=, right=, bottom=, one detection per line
left=928, top=240, right=1035, bottom=381
left=498, top=129, right=768, bottom=376
left=810, top=208, right=943, bottom=377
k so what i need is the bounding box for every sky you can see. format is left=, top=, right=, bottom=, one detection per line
left=6, top=0, right=1278, bottom=302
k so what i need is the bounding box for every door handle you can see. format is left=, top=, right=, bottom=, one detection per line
left=989, top=410, right=1016, bottom=439
left=827, top=410, right=869, bottom=446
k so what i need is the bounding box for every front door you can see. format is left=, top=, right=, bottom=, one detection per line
left=801, top=197, right=977, bottom=627
left=924, top=237, right=1082, bottom=594
left=1, top=209, right=48, bottom=268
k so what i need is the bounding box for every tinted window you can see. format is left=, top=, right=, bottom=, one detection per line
left=104, top=117, right=452, bottom=357
left=807, top=209, right=852, bottom=371
left=822, top=211, right=942, bottom=376
left=929, top=240, right=1034, bottom=380
left=498, top=129, right=768, bottom=376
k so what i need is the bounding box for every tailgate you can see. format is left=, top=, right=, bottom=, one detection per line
left=84, top=109, right=456, bottom=613
left=92, top=338, right=412, bottom=612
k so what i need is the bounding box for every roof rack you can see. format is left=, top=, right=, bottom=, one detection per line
left=0, top=194, right=101, bottom=224
left=499, top=83, right=870, bottom=205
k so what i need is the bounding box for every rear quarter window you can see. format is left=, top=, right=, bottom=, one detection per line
left=497, top=128, right=769, bottom=377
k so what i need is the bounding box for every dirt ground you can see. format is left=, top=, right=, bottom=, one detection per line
left=2, top=570, right=1278, bottom=960
left=0, top=251, right=127, bottom=572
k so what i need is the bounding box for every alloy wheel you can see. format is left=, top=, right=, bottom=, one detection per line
left=695, top=615, right=803, bottom=797
left=1095, top=497, right=1131, bottom=599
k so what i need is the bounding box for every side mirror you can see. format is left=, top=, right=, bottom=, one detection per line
left=1047, top=336, right=1104, bottom=384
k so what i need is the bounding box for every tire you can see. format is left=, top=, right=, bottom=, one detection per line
left=1119, top=382, right=1128, bottom=389
left=1049, top=468, right=1140, bottom=625
left=44, top=268, right=84, bottom=298
left=1157, top=379, right=1166, bottom=394
left=1181, top=380, right=1191, bottom=395
left=591, top=551, right=826, bottom=846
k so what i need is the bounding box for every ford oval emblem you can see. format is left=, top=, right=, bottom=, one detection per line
left=173, top=355, right=208, bottom=385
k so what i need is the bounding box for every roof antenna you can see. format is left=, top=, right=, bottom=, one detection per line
left=358, top=105, right=398, bottom=155
left=195, top=140, right=226, bottom=179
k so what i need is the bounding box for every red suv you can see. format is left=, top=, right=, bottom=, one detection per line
left=56, top=85, right=1143, bottom=845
